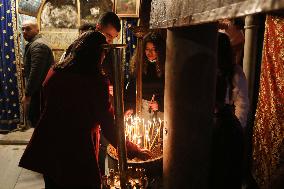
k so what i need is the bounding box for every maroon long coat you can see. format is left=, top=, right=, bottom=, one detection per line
left=19, top=69, right=137, bottom=188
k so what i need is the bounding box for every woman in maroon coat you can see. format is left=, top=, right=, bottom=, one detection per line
left=19, top=31, right=150, bottom=189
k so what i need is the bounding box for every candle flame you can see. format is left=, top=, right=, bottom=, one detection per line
left=125, top=115, right=163, bottom=150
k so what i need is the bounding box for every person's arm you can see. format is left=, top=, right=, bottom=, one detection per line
left=25, top=43, right=51, bottom=97
left=125, top=140, right=151, bottom=160
left=98, top=79, right=151, bottom=160
left=97, top=79, right=117, bottom=147
left=155, top=93, right=164, bottom=112
left=232, top=65, right=249, bottom=128
left=150, top=77, right=165, bottom=112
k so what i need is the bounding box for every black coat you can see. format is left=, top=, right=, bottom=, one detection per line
left=124, top=62, right=164, bottom=112
left=24, top=34, right=54, bottom=96
left=210, top=105, right=244, bottom=189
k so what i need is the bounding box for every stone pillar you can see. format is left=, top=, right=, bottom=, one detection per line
left=243, top=15, right=259, bottom=108
left=242, top=15, right=259, bottom=188
left=163, top=24, right=217, bottom=189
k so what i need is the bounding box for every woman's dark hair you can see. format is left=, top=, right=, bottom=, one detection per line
left=54, top=31, right=107, bottom=75
left=142, top=33, right=166, bottom=77
left=129, top=32, right=166, bottom=77
left=218, top=32, right=234, bottom=77
left=233, top=17, right=245, bottom=30
left=216, top=32, right=234, bottom=104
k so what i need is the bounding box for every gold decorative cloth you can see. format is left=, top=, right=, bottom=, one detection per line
left=252, top=14, right=284, bottom=189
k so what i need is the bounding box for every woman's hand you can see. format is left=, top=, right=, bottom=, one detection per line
left=149, top=101, right=159, bottom=111
left=22, top=95, right=31, bottom=116
left=108, top=85, right=113, bottom=96
left=126, top=141, right=152, bottom=160
left=136, top=149, right=153, bottom=160
left=124, top=109, right=133, bottom=118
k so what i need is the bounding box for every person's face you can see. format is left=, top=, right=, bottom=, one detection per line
left=22, top=23, right=39, bottom=41
left=145, top=42, right=158, bottom=61
left=97, top=24, right=119, bottom=44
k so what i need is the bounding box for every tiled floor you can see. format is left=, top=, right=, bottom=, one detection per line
left=0, top=129, right=44, bottom=189
left=14, top=169, right=44, bottom=189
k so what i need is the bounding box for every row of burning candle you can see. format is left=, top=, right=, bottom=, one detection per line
left=124, top=116, right=163, bottom=151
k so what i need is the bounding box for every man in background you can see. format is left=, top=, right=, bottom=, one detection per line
left=22, top=20, right=54, bottom=128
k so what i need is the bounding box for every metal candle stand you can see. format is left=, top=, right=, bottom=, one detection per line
left=103, top=44, right=128, bottom=189
left=128, top=26, right=151, bottom=116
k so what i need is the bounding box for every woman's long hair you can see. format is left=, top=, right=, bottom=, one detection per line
left=217, top=32, right=234, bottom=104
left=130, top=32, right=166, bottom=77
left=54, top=31, right=107, bottom=75
left=142, top=33, right=165, bottom=77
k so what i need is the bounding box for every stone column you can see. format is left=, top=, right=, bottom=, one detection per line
left=243, top=15, right=259, bottom=109
left=163, top=24, right=217, bottom=189
left=242, top=15, right=259, bottom=187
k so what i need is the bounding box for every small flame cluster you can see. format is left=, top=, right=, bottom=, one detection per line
left=102, top=168, right=147, bottom=189
left=124, top=116, right=163, bottom=151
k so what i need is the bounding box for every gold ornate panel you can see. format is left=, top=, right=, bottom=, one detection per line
left=37, top=0, right=115, bottom=62
left=41, top=29, right=78, bottom=49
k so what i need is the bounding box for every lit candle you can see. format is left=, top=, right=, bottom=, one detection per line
left=150, top=123, right=162, bottom=150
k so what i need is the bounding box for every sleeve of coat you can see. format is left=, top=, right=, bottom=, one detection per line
left=25, top=43, right=51, bottom=96
left=97, top=79, right=118, bottom=147
left=98, top=78, right=141, bottom=158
